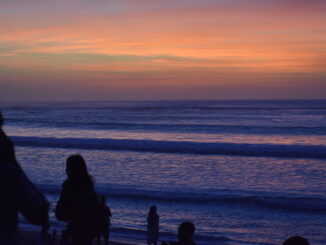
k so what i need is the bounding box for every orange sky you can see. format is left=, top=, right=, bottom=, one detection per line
left=0, top=0, right=325, bottom=101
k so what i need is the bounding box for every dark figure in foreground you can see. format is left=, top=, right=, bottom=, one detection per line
left=56, top=154, right=105, bottom=245
left=162, top=222, right=196, bottom=245
left=0, top=111, right=49, bottom=245
left=97, top=196, right=112, bottom=245
left=283, top=236, right=310, bottom=245
left=147, top=205, right=159, bottom=245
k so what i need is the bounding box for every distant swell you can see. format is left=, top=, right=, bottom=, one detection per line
left=6, top=118, right=326, bottom=135
left=11, top=136, right=326, bottom=159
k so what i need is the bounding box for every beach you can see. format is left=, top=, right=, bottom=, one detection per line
left=2, top=100, right=326, bottom=245
left=20, top=230, right=140, bottom=245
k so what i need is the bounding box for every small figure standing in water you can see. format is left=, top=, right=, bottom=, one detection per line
left=147, top=205, right=159, bottom=245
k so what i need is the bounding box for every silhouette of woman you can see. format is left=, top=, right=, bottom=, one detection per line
left=147, top=205, right=159, bottom=245
left=55, top=154, right=100, bottom=245
left=0, top=111, right=49, bottom=245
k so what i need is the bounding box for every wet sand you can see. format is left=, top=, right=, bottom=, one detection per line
left=20, top=230, right=141, bottom=245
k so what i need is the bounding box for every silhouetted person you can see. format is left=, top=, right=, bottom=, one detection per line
left=97, top=196, right=112, bottom=245
left=162, top=222, right=196, bottom=245
left=0, top=110, right=49, bottom=245
left=55, top=154, right=101, bottom=245
left=283, top=236, right=310, bottom=245
left=147, top=205, right=159, bottom=245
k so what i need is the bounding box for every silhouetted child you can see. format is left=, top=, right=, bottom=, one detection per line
left=283, top=236, right=310, bottom=245
left=147, top=205, right=159, bottom=245
left=162, top=221, right=196, bottom=245
left=97, top=196, right=112, bottom=245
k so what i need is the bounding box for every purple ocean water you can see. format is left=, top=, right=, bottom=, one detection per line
left=1, top=100, right=326, bottom=245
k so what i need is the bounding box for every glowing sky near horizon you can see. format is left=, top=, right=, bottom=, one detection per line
left=0, top=0, right=325, bottom=101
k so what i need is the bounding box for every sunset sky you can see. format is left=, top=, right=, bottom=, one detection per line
left=0, top=0, right=325, bottom=101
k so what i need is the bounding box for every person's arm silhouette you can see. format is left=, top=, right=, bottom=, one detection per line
left=11, top=165, right=49, bottom=225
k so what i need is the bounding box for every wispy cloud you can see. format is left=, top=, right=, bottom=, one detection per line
left=0, top=0, right=325, bottom=100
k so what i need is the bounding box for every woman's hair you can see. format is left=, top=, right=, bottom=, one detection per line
left=0, top=136, right=17, bottom=163
left=66, top=154, right=93, bottom=183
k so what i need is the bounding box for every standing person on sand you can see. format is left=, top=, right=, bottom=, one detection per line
left=0, top=111, right=49, bottom=245
left=55, top=154, right=103, bottom=245
left=147, top=205, right=159, bottom=245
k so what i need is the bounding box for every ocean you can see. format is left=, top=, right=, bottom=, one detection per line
left=1, top=100, right=326, bottom=245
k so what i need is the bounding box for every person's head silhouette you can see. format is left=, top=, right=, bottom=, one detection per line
left=178, top=221, right=195, bottom=243
left=66, top=154, right=91, bottom=182
left=283, top=236, right=309, bottom=245
left=150, top=205, right=157, bottom=213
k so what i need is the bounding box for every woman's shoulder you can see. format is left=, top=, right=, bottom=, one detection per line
left=61, top=179, right=76, bottom=191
